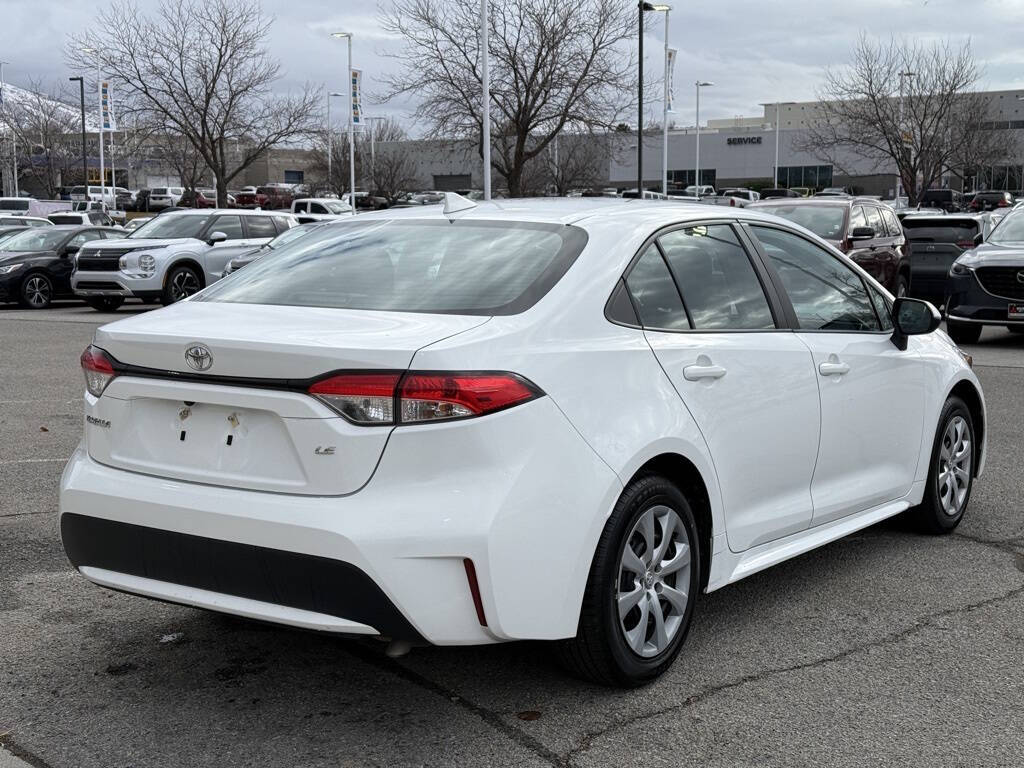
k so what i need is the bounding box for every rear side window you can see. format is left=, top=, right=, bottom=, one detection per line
left=864, top=206, right=884, bottom=235
left=625, top=245, right=690, bottom=330
left=245, top=216, right=277, bottom=239
left=658, top=225, right=775, bottom=330
left=209, top=215, right=244, bottom=240
left=198, top=219, right=587, bottom=316
left=882, top=208, right=902, bottom=237
left=751, top=226, right=880, bottom=332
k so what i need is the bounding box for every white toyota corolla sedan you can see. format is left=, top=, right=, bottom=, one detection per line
left=60, top=196, right=985, bottom=686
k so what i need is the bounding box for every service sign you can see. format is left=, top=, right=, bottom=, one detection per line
left=727, top=136, right=762, bottom=146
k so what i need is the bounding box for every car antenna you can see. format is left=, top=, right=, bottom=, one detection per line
left=442, top=192, right=477, bottom=219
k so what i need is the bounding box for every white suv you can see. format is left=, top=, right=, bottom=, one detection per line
left=148, top=187, right=186, bottom=210
left=71, top=209, right=297, bottom=310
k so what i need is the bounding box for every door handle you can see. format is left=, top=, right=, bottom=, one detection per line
left=683, top=358, right=727, bottom=381
left=818, top=361, right=850, bottom=376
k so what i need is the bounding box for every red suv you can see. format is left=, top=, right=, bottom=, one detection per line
left=235, top=186, right=294, bottom=210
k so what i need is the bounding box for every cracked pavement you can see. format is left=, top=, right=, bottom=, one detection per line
left=1, top=304, right=1022, bottom=768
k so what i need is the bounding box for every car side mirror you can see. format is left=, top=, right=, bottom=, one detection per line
left=973, top=232, right=983, bottom=246
left=207, top=231, right=228, bottom=245
left=891, top=297, right=941, bottom=351
left=850, top=226, right=874, bottom=240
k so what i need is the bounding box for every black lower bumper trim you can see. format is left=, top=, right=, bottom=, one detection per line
left=61, top=513, right=424, bottom=642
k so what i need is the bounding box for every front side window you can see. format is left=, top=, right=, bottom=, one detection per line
left=624, top=245, right=690, bottom=330
left=310, top=203, right=327, bottom=214
left=199, top=219, right=587, bottom=316
left=751, top=226, right=881, bottom=332
left=658, top=225, right=775, bottom=330
left=868, top=284, right=893, bottom=331
left=208, top=215, right=244, bottom=240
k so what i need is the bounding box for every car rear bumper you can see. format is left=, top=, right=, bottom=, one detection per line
left=945, top=270, right=1024, bottom=326
left=59, top=395, right=622, bottom=645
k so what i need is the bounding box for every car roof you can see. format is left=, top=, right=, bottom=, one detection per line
left=160, top=208, right=293, bottom=217
left=751, top=198, right=853, bottom=207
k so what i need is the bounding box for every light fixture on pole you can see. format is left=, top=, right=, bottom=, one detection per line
left=759, top=101, right=795, bottom=187
left=635, top=3, right=669, bottom=195
left=69, top=76, right=88, bottom=190
left=642, top=4, right=672, bottom=195
left=481, top=0, right=491, bottom=200
left=897, top=70, right=915, bottom=202
left=326, top=91, right=343, bottom=192
left=330, top=32, right=357, bottom=216
left=694, top=81, right=713, bottom=194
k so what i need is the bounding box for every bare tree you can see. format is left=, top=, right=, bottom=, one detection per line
left=546, top=132, right=612, bottom=194
left=796, top=36, right=1012, bottom=204
left=68, top=0, right=320, bottom=207
left=149, top=129, right=209, bottom=193
left=381, top=0, right=636, bottom=197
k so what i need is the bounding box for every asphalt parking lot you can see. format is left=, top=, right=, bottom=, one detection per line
left=1, top=301, right=1022, bottom=768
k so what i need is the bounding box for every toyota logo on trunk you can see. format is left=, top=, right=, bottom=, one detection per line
left=1017, top=271, right=1024, bottom=285
left=184, top=343, right=213, bottom=371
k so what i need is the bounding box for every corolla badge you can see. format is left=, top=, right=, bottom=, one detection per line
left=184, top=343, right=213, bottom=371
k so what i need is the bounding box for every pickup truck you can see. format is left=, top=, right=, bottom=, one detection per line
left=71, top=200, right=126, bottom=226
left=236, top=185, right=294, bottom=210
left=290, top=198, right=353, bottom=223
left=704, top=188, right=761, bottom=208
left=69, top=185, right=120, bottom=207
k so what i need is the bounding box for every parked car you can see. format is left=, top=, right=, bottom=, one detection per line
left=222, top=221, right=331, bottom=276
left=115, top=189, right=136, bottom=211
left=48, top=211, right=120, bottom=227
left=900, top=214, right=985, bottom=306
left=749, top=197, right=912, bottom=296
left=945, top=208, right=1024, bottom=342
left=0, top=225, right=124, bottom=309
left=70, top=201, right=126, bottom=226
left=71, top=208, right=299, bottom=309
left=919, top=188, right=963, bottom=213
left=69, top=186, right=118, bottom=207
left=816, top=186, right=851, bottom=196
left=0, top=197, right=72, bottom=218
left=148, top=187, right=186, bottom=210
left=0, top=226, right=39, bottom=245
left=621, top=189, right=668, bottom=200
left=60, top=198, right=984, bottom=687
left=133, top=189, right=152, bottom=212
left=0, top=216, right=52, bottom=227
left=969, top=191, right=1013, bottom=212
left=235, top=186, right=293, bottom=210
left=759, top=188, right=801, bottom=199
left=790, top=187, right=812, bottom=197
left=180, top=189, right=237, bottom=208
left=683, top=184, right=716, bottom=198
left=290, top=198, right=353, bottom=223
left=717, top=188, right=760, bottom=203
left=123, top=217, right=152, bottom=232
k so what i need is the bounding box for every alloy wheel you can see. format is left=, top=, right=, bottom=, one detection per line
left=24, top=276, right=51, bottom=308
left=616, top=504, right=691, bottom=658
left=169, top=270, right=200, bottom=301
left=937, top=415, right=971, bottom=516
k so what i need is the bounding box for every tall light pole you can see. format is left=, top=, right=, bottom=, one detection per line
left=481, top=0, right=492, bottom=200
left=0, top=60, right=16, bottom=196
left=694, top=81, right=713, bottom=194
left=330, top=32, right=357, bottom=215
left=69, top=77, right=87, bottom=190
left=759, top=101, right=795, bottom=187
left=365, top=116, right=387, bottom=194
left=82, top=46, right=105, bottom=204
left=646, top=4, right=672, bottom=195
left=326, top=90, right=343, bottom=193
left=897, top=70, right=915, bottom=202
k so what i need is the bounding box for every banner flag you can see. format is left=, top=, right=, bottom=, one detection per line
left=100, top=81, right=117, bottom=132
left=351, top=69, right=363, bottom=127
left=666, top=48, right=677, bottom=113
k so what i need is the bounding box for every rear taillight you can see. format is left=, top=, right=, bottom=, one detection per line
left=956, top=240, right=975, bottom=249
left=998, top=200, right=1009, bottom=207
left=81, top=345, right=117, bottom=397
left=308, top=372, right=541, bottom=426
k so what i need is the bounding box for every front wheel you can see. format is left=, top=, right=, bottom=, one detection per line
left=947, top=321, right=982, bottom=345
left=909, top=396, right=975, bottom=534
left=85, top=297, right=124, bottom=312
left=557, top=474, right=700, bottom=687
left=162, top=265, right=202, bottom=305
left=19, top=273, right=52, bottom=309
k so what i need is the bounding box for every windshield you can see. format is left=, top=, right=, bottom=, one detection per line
left=755, top=204, right=846, bottom=240
left=0, top=229, right=68, bottom=251
left=127, top=213, right=210, bottom=239
left=987, top=211, right=1024, bottom=243
left=0, top=200, right=30, bottom=211
left=267, top=223, right=322, bottom=249
left=198, top=219, right=587, bottom=315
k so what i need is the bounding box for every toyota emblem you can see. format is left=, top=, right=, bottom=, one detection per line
left=1017, top=271, right=1024, bottom=285
left=184, top=343, right=213, bottom=371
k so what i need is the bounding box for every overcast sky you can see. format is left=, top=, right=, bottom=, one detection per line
left=1, top=0, right=1022, bottom=133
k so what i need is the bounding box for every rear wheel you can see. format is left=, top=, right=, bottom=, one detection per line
left=947, top=321, right=982, bottom=345
left=19, top=273, right=52, bottom=309
left=162, top=265, right=202, bottom=305
left=557, top=474, right=700, bottom=687
left=894, top=274, right=909, bottom=299
left=85, top=297, right=124, bottom=312
left=909, top=396, right=975, bottom=534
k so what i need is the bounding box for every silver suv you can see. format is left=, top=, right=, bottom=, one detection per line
left=71, top=209, right=297, bottom=310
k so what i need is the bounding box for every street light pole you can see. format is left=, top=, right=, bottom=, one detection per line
left=0, top=60, right=14, bottom=196
left=481, top=0, right=491, bottom=200
left=331, top=33, right=357, bottom=215
left=660, top=7, right=672, bottom=195
left=365, top=116, right=386, bottom=194
left=637, top=0, right=644, bottom=195
left=326, top=91, right=344, bottom=192
left=695, top=81, right=713, bottom=194
left=69, top=77, right=87, bottom=190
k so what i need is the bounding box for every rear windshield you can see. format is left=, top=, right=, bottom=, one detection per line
left=128, top=213, right=210, bottom=239
left=902, top=218, right=979, bottom=242
left=48, top=215, right=82, bottom=225
left=754, top=204, right=846, bottom=240
left=0, top=199, right=30, bottom=211
left=921, top=190, right=953, bottom=202
left=198, top=219, right=588, bottom=315
left=151, top=188, right=168, bottom=195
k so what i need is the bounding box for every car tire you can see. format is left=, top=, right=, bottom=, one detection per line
left=895, top=274, right=909, bottom=299
left=556, top=474, right=700, bottom=687
left=947, top=321, right=982, bottom=345
left=162, top=265, right=202, bottom=305
left=909, top=396, right=975, bottom=534
left=19, top=273, right=53, bottom=309
left=1006, top=325, right=1024, bottom=334
left=85, top=297, right=124, bottom=312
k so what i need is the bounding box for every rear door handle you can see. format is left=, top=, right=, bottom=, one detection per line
left=683, top=359, right=727, bottom=381
left=818, top=361, right=850, bottom=376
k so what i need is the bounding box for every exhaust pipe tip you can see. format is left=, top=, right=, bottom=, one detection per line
left=385, top=639, right=412, bottom=658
